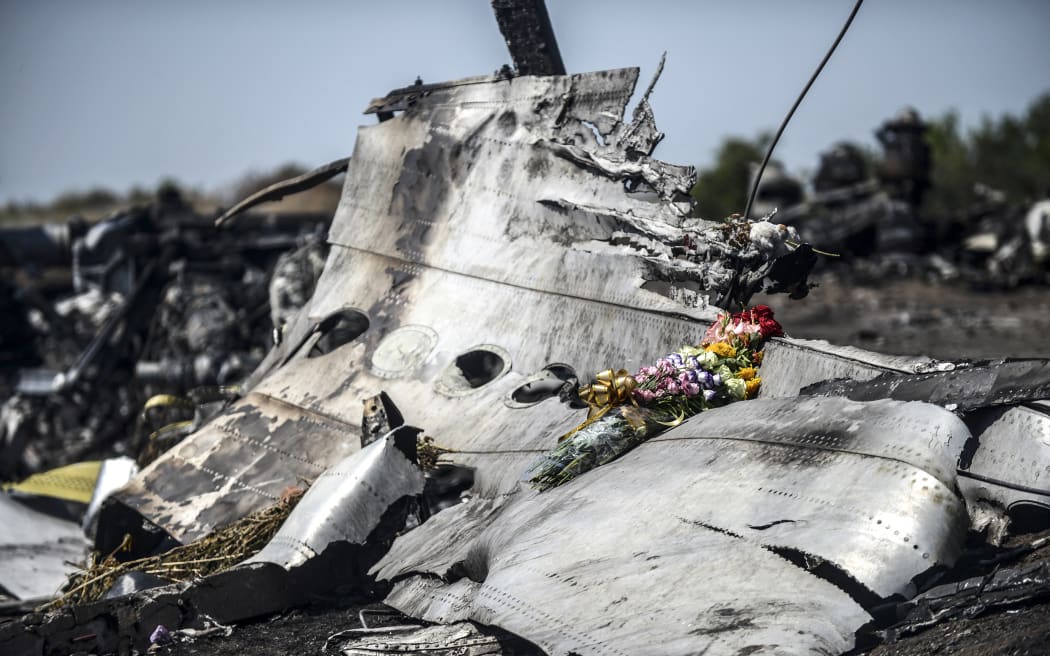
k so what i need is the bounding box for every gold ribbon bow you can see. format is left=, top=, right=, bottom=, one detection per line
left=579, top=369, right=637, bottom=413
left=560, top=369, right=637, bottom=442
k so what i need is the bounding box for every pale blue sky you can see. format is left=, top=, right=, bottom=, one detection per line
left=2, top=0, right=1048, bottom=204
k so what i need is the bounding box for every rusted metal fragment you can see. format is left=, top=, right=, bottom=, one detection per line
left=491, top=0, right=565, bottom=76
left=360, top=392, right=402, bottom=448
left=373, top=397, right=970, bottom=654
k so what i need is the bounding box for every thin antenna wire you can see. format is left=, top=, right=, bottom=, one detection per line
left=743, top=0, right=865, bottom=221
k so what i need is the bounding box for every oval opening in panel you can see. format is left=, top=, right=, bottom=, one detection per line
left=509, top=363, right=579, bottom=405
left=434, top=345, right=511, bottom=396
left=455, top=350, right=505, bottom=388
left=307, top=309, right=369, bottom=358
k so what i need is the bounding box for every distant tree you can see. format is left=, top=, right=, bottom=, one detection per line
left=924, top=92, right=1050, bottom=218
left=923, top=111, right=975, bottom=218
left=52, top=187, right=119, bottom=215
left=231, top=163, right=309, bottom=202
left=690, top=132, right=771, bottom=220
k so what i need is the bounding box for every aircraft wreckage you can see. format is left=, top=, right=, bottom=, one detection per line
left=5, top=7, right=1050, bottom=656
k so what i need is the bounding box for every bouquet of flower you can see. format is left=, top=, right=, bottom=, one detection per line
left=526, top=305, right=783, bottom=490
left=525, top=405, right=657, bottom=491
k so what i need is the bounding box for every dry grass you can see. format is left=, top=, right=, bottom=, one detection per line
left=41, top=488, right=304, bottom=611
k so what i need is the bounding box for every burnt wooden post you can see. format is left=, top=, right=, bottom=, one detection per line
left=491, top=0, right=566, bottom=76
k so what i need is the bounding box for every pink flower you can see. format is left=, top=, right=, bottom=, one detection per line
left=701, top=321, right=727, bottom=346
left=682, top=381, right=701, bottom=397
left=634, top=389, right=656, bottom=403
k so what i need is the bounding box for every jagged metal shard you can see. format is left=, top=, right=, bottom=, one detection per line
left=799, top=359, right=1050, bottom=412
left=877, top=559, right=1050, bottom=643
left=341, top=621, right=513, bottom=656
left=373, top=397, right=970, bottom=655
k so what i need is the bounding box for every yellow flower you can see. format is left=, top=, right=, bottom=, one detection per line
left=705, top=342, right=736, bottom=358
left=745, top=378, right=762, bottom=399
left=753, top=350, right=764, bottom=366
left=737, top=367, right=758, bottom=381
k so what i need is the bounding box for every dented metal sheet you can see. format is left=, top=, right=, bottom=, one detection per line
left=957, top=401, right=1050, bottom=518
left=759, top=337, right=1050, bottom=525
left=372, top=397, right=970, bottom=654
left=104, top=393, right=358, bottom=544
left=247, top=428, right=424, bottom=569
left=385, top=535, right=867, bottom=656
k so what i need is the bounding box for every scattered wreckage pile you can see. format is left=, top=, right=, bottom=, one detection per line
left=0, top=191, right=329, bottom=481
left=3, top=64, right=1050, bottom=656
left=753, top=111, right=1050, bottom=290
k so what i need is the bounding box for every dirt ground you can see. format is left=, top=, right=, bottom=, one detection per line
left=755, top=272, right=1050, bottom=360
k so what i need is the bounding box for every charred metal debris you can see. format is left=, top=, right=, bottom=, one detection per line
left=0, top=194, right=330, bottom=482
left=3, top=10, right=1050, bottom=656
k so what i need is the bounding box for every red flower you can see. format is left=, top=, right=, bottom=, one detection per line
left=758, top=315, right=783, bottom=339
left=731, top=305, right=783, bottom=339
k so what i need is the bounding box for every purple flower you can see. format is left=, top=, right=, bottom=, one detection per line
left=678, top=370, right=698, bottom=386
left=150, top=625, right=173, bottom=646
left=666, top=353, right=685, bottom=367
left=686, top=356, right=701, bottom=370
left=698, top=371, right=715, bottom=389
left=711, top=374, right=722, bottom=387
left=703, top=389, right=717, bottom=401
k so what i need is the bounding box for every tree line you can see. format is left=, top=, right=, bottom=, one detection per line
left=691, top=92, right=1050, bottom=221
